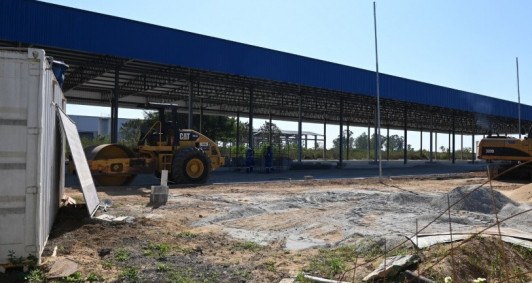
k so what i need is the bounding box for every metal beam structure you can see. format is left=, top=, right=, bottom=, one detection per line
left=338, top=99, right=344, bottom=167
left=404, top=107, right=408, bottom=164
left=248, top=88, right=254, bottom=149
left=1, top=0, right=531, bottom=149
left=298, top=93, right=303, bottom=163
left=323, top=119, right=327, bottom=160
left=111, top=68, right=119, bottom=143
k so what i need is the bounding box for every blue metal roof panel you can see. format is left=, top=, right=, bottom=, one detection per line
left=1, top=0, right=530, bottom=121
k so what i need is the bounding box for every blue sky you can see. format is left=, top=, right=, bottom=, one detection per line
left=40, top=0, right=532, bottom=150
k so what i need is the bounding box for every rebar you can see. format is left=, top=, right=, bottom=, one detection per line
left=342, top=160, right=532, bottom=276
left=447, top=194, right=457, bottom=281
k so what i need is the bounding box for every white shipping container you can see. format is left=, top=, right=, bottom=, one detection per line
left=0, top=48, right=65, bottom=264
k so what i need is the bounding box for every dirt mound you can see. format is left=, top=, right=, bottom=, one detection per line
left=501, top=183, right=532, bottom=204
left=387, top=192, right=434, bottom=205
left=431, top=185, right=517, bottom=214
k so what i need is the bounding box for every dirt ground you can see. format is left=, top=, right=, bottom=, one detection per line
left=14, top=173, right=532, bottom=282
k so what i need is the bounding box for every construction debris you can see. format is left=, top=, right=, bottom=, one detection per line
left=363, top=254, right=421, bottom=281
left=47, top=258, right=79, bottom=279
left=94, top=214, right=134, bottom=223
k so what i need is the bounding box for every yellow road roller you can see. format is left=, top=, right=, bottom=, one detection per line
left=71, top=106, right=224, bottom=186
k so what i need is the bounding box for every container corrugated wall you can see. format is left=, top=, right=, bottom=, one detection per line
left=0, top=48, right=65, bottom=264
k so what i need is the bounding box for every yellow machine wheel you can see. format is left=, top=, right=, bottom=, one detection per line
left=86, top=144, right=136, bottom=186
left=171, top=147, right=211, bottom=184
left=186, top=158, right=205, bottom=179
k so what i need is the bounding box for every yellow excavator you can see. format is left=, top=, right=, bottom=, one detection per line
left=71, top=105, right=224, bottom=186
left=477, top=129, right=532, bottom=179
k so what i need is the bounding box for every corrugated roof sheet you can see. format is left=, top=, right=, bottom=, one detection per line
left=1, top=0, right=530, bottom=121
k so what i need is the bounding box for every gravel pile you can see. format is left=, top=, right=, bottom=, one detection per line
left=387, top=192, right=434, bottom=205
left=431, top=185, right=517, bottom=214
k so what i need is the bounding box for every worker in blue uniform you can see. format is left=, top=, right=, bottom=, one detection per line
left=264, top=146, right=273, bottom=173
left=245, top=147, right=254, bottom=173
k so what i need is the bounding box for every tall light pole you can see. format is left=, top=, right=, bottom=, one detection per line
left=373, top=2, right=382, bottom=179
left=516, top=57, right=521, bottom=138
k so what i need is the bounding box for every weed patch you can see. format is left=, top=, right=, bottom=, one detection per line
left=233, top=240, right=261, bottom=252
left=114, top=248, right=131, bottom=262
left=176, top=231, right=197, bottom=239
left=120, top=267, right=139, bottom=281
left=144, top=242, right=172, bottom=257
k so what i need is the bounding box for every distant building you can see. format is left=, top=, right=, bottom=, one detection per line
left=69, top=115, right=134, bottom=141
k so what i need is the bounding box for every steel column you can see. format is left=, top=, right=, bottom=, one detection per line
left=172, top=107, right=179, bottom=150
left=339, top=99, right=344, bottom=167
left=448, top=130, right=451, bottom=161
left=435, top=132, right=438, bottom=161
left=367, top=121, right=371, bottom=161
left=404, top=107, right=408, bottom=164
left=111, top=67, right=119, bottom=143
left=269, top=112, right=272, bottom=146
left=471, top=134, right=475, bottom=163
left=199, top=98, right=204, bottom=133
left=374, top=109, right=378, bottom=163
left=236, top=111, right=240, bottom=161
left=461, top=133, right=463, bottom=160
left=346, top=122, right=350, bottom=160
left=188, top=80, right=193, bottom=129
left=452, top=114, right=456, bottom=163
left=386, top=126, right=390, bottom=161
left=323, top=119, right=327, bottom=160
left=420, top=129, right=423, bottom=159
left=430, top=129, right=433, bottom=163
left=248, top=88, right=254, bottom=149
left=298, top=93, right=303, bottom=163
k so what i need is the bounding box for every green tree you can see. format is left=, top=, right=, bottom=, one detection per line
left=354, top=132, right=368, bottom=150
left=369, top=133, right=386, bottom=150
left=385, top=134, right=404, bottom=151
left=333, top=130, right=354, bottom=149
left=196, top=115, right=235, bottom=142
left=119, top=119, right=143, bottom=147
left=256, top=121, right=282, bottom=147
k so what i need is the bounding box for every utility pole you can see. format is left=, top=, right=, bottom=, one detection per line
left=373, top=1, right=382, bottom=179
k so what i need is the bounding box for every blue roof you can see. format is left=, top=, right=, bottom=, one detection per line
left=1, top=0, right=531, bottom=121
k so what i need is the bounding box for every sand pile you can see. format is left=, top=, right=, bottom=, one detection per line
left=501, top=183, right=532, bottom=204
left=431, top=185, right=517, bottom=214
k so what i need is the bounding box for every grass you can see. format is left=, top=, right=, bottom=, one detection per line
left=64, top=271, right=84, bottom=282
left=263, top=259, right=276, bottom=272
left=175, top=231, right=197, bottom=239
left=156, top=263, right=171, bottom=272
left=86, top=272, right=103, bottom=282
left=168, top=268, right=196, bottom=283
left=301, top=239, right=414, bottom=280
left=144, top=242, right=172, bottom=257
left=233, top=240, right=262, bottom=252
left=24, top=269, right=45, bottom=283
left=295, top=272, right=313, bottom=283
left=101, top=260, right=113, bottom=270
left=233, top=269, right=252, bottom=280
left=114, top=248, right=131, bottom=262
left=120, top=267, right=139, bottom=281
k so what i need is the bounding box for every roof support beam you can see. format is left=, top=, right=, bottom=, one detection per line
left=111, top=67, right=119, bottom=143
left=297, top=92, right=303, bottom=163
left=338, top=98, right=344, bottom=168
left=248, top=88, right=254, bottom=149
left=63, top=55, right=125, bottom=92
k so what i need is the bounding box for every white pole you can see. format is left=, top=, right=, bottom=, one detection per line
left=373, top=2, right=382, bottom=179
left=516, top=57, right=521, bottom=138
